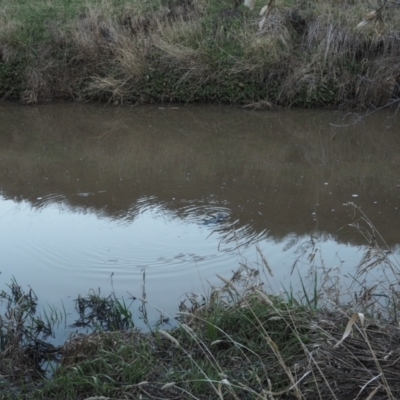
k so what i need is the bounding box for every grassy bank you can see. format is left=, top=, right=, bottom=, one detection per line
left=1, top=204, right=400, bottom=399
left=0, top=0, right=400, bottom=107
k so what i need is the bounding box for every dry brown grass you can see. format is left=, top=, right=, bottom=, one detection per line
left=300, top=313, right=400, bottom=399
left=238, top=13, right=292, bottom=79
left=151, top=17, right=211, bottom=82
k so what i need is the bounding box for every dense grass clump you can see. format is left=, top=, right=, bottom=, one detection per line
left=0, top=0, right=399, bottom=107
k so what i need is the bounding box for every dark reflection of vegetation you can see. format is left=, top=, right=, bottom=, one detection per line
left=0, top=104, right=399, bottom=246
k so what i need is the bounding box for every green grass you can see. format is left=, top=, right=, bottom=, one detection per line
left=1, top=0, right=82, bottom=44
left=43, top=332, right=154, bottom=398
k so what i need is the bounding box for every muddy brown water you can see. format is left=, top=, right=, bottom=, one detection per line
left=0, top=102, right=399, bottom=332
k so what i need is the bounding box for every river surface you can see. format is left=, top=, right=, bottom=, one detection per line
left=0, top=102, right=399, bottom=333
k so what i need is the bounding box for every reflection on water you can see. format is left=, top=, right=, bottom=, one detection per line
left=0, top=103, right=399, bottom=329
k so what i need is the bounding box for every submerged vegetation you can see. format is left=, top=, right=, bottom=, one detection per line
left=0, top=0, right=400, bottom=107
left=1, top=204, right=400, bottom=399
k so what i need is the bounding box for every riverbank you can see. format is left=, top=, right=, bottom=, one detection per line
left=1, top=0, right=400, bottom=107
left=1, top=206, right=400, bottom=399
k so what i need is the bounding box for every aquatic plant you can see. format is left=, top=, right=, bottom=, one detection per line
left=73, top=288, right=134, bottom=331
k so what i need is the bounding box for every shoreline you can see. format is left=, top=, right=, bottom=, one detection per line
left=1, top=212, right=400, bottom=399
left=1, top=0, right=399, bottom=109
left=2, top=263, right=400, bottom=399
